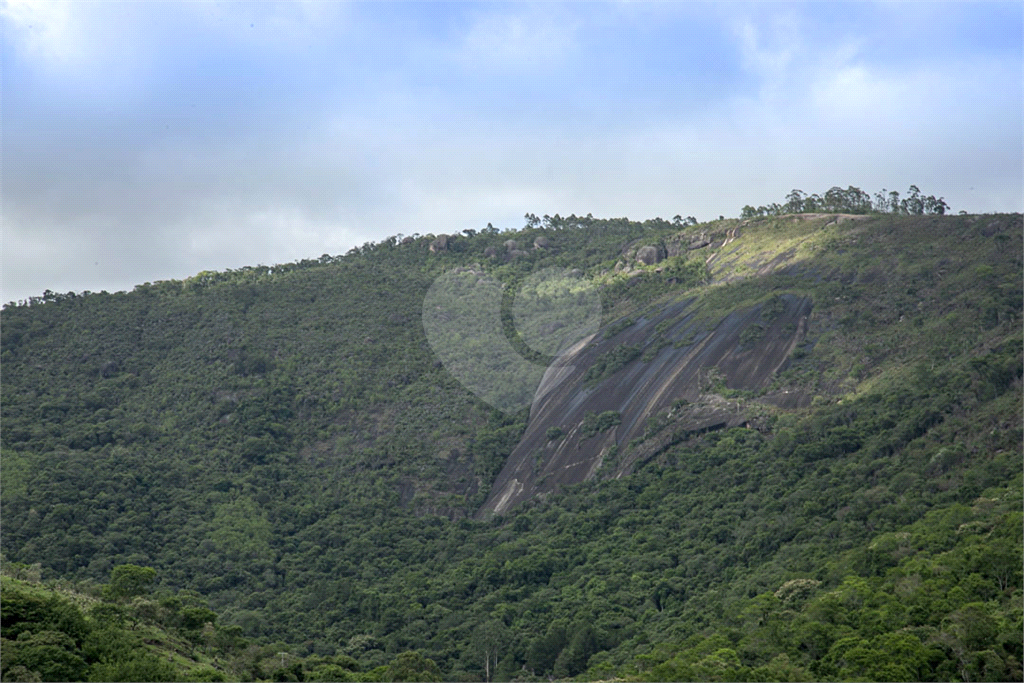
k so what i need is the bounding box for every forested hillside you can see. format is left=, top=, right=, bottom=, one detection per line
left=2, top=198, right=1021, bottom=682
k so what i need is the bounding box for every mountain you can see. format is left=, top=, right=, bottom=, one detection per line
left=2, top=208, right=1021, bottom=682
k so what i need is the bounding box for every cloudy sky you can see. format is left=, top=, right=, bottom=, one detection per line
left=2, top=1, right=1021, bottom=303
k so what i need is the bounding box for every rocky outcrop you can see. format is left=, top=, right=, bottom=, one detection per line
left=636, top=245, right=664, bottom=265
left=478, top=294, right=812, bottom=517
left=429, top=235, right=450, bottom=253
left=825, top=215, right=872, bottom=227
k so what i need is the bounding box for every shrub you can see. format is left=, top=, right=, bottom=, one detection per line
left=581, top=411, right=622, bottom=438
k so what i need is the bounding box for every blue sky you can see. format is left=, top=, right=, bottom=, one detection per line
left=2, top=1, right=1021, bottom=303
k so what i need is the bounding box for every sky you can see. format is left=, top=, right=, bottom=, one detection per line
left=2, top=1, right=1022, bottom=304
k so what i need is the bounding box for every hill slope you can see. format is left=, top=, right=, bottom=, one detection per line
left=2, top=211, right=1021, bottom=681
left=482, top=212, right=1021, bottom=516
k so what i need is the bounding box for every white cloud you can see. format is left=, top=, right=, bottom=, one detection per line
left=1, top=0, right=81, bottom=62
left=733, top=11, right=805, bottom=99
left=455, top=5, right=579, bottom=69
left=1, top=2, right=1020, bottom=304
left=175, top=0, right=352, bottom=53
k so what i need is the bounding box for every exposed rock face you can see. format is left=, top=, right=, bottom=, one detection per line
left=660, top=227, right=733, bottom=256
left=534, top=236, right=551, bottom=249
left=664, top=230, right=712, bottom=257
left=483, top=246, right=497, bottom=258
left=636, top=245, right=664, bottom=265
left=821, top=214, right=873, bottom=228
left=478, top=294, right=812, bottom=517
left=504, top=239, right=518, bottom=251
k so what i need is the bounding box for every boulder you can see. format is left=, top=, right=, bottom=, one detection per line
left=504, top=239, right=518, bottom=251
left=484, top=246, right=498, bottom=258
left=429, top=235, right=449, bottom=253
left=534, top=236, right=551, bottom=249
left=636, top=245, right=664, bottom=265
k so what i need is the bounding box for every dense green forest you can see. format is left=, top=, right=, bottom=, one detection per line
left=2, top=196, right=1021, bottom=681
